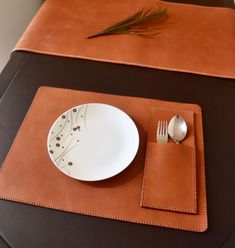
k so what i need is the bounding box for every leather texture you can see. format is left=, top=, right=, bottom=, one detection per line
left=141, top=108, right=197, bottom=214
left=14, top=0, right=235, bottom=79
left=0, top=86, right=207, bottom=232
left=1, top=51, right=235, bottom=247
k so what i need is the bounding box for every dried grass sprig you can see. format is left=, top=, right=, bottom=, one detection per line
left=86, top=7, right=167, bottom=39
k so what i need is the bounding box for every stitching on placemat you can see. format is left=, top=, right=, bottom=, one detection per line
left=192, top=147, right=197, bottom=213
left=140, top=142, right=150, bottom=207
left=0, top=194, right=205, bottom=232
left=198, top=150, right=207, bottom=231
left=151, top=106, right=194, bottom=114
left=193, top=110, right=208, bottom=231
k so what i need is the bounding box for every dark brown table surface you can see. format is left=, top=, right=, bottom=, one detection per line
left=0, top=1, right=235, bottom=247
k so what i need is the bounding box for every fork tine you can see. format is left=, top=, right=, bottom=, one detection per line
left=164, top=121, right=168, bottom=141
left=164, top=121, right=167, bottom=135
left=160, top=120, right=163, bottom=135
left=157, top=120, right=160, bottom=136
left=161, top=121, right=164, bottom=135
left=156, top=120, right=161, bottom=142
left=162, top=121, right=165, bottom=135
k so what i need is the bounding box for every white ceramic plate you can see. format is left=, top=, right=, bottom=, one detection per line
left=47, top=103, right=139, bottom=181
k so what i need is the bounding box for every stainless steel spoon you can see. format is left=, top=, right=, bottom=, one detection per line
left=168, top=115, right=187, bottom=144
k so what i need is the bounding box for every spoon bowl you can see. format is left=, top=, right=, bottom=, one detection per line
left=168, top=115, right=187, bottom=144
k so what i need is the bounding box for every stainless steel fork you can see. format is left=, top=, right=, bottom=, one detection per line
left=156, top=120, right=168, bottom=143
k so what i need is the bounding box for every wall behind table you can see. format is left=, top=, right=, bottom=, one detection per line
left=0, top=0, right=44, bottom=73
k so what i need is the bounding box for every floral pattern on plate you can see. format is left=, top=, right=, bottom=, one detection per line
left=48, top=105, right=88, bottom=176
left=47, top=103, right=139, bottom=181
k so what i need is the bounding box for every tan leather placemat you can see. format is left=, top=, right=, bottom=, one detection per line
left=0, top=87, right=207, bottom=232
left=13, top=0, right=235, bottom=79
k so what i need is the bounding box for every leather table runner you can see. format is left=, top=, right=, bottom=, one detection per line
left=0, top=87, right=207, bottom=232
left=13, top=0, right=235, bottom=79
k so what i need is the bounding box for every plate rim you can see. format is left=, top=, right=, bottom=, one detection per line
left=47, top=102, right=139, bottom=181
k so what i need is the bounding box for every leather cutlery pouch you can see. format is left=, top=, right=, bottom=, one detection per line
left=141, top=108, right=197, bottom=214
